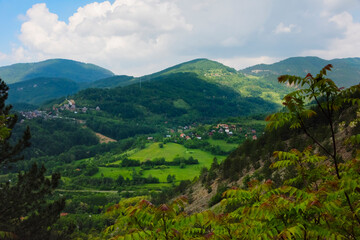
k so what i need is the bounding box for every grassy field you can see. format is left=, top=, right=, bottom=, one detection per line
left=129, top=142, right=225, bottom=164
left=92, top=143, right=226, bottom=184
left=142, top=165, right=204, bottom=182
left=94, top=165, right=205, bottom=183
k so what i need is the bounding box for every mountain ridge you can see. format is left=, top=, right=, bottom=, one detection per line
left=0, top=58, right=114, bottom=84
left=3, top=56, right=360, bottom=107
left=240, top=56, right=360, bottom=87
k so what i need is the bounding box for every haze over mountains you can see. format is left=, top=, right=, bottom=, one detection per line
left=241, top=56, right=360, bottom=87
left=1, top=56, right=360, bottom=107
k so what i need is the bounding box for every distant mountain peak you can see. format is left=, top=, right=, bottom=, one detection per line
left=240, top=56, right=360, bottom=87
left=0, top=58, right=114, bottom=84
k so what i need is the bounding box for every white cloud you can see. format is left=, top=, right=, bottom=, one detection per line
left=304, top=11, right=360, bottom=59
left=274, top=22, right=296, bottom=34
left=216, top=56, right=281, bottom=70
left=15, top=0, right=192, bottom=75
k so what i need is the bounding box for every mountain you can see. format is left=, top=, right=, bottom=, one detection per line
left=138, top=58, right=289, bottom=104
left=0, top=59, right=114, bottom=84
left=8, top=77, right=79, bottom=105
left=7, top=74, right=134, bottom=106
left=241, top=56, right=360, bottom=87
left=7, top=56, right=360, bottom=108
left=139, top=58, right=237, bottom=80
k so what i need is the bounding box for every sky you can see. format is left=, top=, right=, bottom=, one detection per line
left=0, top=0, right=360, bottom=76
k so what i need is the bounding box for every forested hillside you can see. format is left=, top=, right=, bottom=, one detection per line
left=51, top=72, right=277, bottom=140
left=139, top=58, right=290, bottom=104
left=8, top=77, right=80, bottom=105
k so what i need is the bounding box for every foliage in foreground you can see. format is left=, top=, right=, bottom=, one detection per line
left=87, top=65, right=360, bottom=239
left=0, top=78, right=64, bottom=240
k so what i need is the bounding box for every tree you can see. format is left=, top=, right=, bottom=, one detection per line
left=0, top=78, right=65, bottom=239
left=219, top=65, right=360, bottom=239
left=166, top=174, right=176, bottom=183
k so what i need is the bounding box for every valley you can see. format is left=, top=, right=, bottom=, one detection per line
left=1, top=57, right=360, bottom=239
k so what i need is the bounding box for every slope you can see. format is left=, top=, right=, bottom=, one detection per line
left=8, top=77, right=79, bottom=105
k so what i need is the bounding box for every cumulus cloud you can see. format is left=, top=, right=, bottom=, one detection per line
left=17, top=0, right=192, bottom=75
left=304, top=11, right=360, bottom=59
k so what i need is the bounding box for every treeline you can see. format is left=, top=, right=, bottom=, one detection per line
left=1, top=136, right=137, bottom=175
left=120, top=156, right=199, bottom=169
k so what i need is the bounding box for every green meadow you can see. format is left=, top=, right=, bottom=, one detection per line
left=129, top=142, right=225, bottom=164
left=93, top=142, right=226, bottom=184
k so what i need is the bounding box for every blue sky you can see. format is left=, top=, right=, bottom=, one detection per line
left=1, top=0, right=360, bottom=76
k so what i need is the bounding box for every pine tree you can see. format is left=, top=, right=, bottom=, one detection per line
left=0, top=78, right=65, bottom=240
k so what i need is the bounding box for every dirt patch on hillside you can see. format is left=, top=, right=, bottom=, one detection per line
left=95, top=132, right=117, bottom=144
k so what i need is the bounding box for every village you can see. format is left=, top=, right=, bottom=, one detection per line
left=146, top=122, right=261, bottom=145
left=19, top=98, right=262, bottom=148
left=19, top=99, right=100, bottom=121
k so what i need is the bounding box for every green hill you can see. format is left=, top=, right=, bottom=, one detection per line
left=139, top=58, right=237, bottom=80
left=138, top=58, right=290, bottom=104
left=0, top=59, right=114, bottom=84
left=241, top=56, right=360, bottom=87
left=7, top=74, right=134, bottom=106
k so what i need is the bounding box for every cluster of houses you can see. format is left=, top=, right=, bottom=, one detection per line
left=20, top=110, right=57, bottom=121
left=53, top=99, right=101, bottom=114
left=146, top=122, right=259, bottom=142
left=19, top=99, right=101, bottom=123
left=210, top=123, right=235, bottom=136
left=179, top=132, right=202, bottom=140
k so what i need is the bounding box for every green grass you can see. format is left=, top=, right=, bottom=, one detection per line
left=129, top=142, right=225, bottom=163
left=94, top=165, right=206, bottom=184
left=142, top=165, right=204, bottom=182
left=92, top=143, right=226, bottom=184
left=207, top=139, right=239, bottom=152
left=173, top=99, right=191, bottom=110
